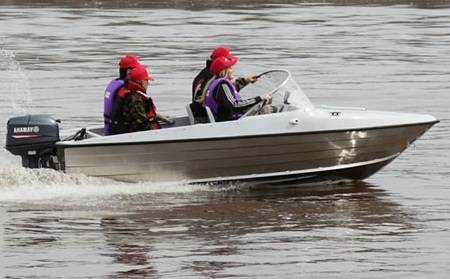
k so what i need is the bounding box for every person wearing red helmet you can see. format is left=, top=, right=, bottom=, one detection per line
left=109, top=65, right=162, bottom=134
left=204, top=56, right=271, bottom=122
left=118, top=55, right=141, bottom=79
left=103, top=55, right=142, bottom=135
left=190, top=46, right=262, bottom=122
left=190, top=46, right=235, bottom=122
left=192, top=46, right=233, bottom=101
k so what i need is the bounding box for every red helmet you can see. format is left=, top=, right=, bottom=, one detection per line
left=210, top=56, right=238, bottom=75
left=118, top=55, right=140, bottom=69
left=210, top=46, right=233, bottom=61
left=129, top=65, right=154, bottom=81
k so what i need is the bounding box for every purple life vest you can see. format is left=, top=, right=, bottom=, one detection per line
left=205, top=78, right=242, bottom=120
left=103, top=79, right=125, bottom=136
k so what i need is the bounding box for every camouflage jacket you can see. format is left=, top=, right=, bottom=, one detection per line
left=122, top=91, right=154, bottom=132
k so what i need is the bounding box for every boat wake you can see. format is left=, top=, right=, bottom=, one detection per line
left=0, top=150, right=222, bottom=204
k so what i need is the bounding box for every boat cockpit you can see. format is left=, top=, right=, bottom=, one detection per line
left=81, top=69, right=314, bottom=138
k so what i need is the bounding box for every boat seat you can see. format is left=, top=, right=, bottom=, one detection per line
left=185, top=104, right=195, bottom=125
left=205, top=106, right=216, bottom=123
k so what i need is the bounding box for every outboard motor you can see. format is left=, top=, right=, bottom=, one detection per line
left=5, top=115, right=60, bottom=168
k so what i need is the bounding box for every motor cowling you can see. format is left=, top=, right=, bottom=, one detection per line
left=5, top=115, right=60, bottom=168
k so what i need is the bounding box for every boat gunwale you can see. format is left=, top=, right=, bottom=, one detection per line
left=57, top=120, right=439, bottom=148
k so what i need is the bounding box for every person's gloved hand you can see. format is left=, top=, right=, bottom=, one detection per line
left=246, top=75, right=258, bottom=84
left=259, top=94, right=272, bottom=102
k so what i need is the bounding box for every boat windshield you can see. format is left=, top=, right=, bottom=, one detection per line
left=239, top=69, right=314, bottom=113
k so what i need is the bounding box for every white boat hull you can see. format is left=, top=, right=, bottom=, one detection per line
left=58, top=120, right=436, bottom=184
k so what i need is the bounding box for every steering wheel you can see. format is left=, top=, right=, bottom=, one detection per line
left=240, top=99, right=267, bottom=118
left=239, top=69, right=290, bottom=118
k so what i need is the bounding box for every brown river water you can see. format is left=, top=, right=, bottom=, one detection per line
left=0, top=1, right=449, bottom=278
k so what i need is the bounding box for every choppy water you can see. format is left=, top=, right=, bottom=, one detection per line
left=1, top=1, right=449, bottom=278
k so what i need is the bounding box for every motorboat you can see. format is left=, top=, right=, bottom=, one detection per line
left=5, top=70, right=438, bottom=184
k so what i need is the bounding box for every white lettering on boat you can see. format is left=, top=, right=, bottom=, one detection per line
left=13, top=126, right=40, bottom=133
